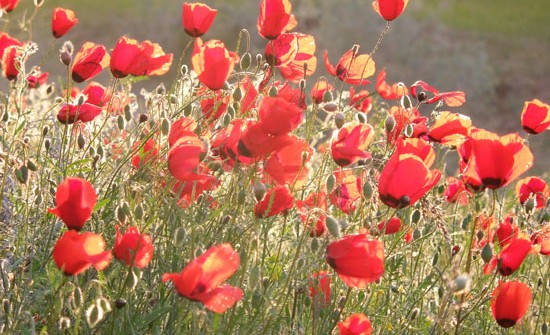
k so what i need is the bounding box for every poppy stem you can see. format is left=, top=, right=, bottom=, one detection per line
left=328, top=287, right=352, bottom=334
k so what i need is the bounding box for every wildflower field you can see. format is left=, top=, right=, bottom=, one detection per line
left=0, top=0, right=549, bottom=334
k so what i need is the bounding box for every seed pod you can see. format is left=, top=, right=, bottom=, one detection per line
left=481, top=243, right=493, bottom=263
left=326, top=216, right=341, bottom=238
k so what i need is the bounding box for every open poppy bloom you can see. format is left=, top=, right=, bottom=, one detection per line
left=162, top=244, right=243, bottom=313
left=81, top=81, right=111, bottom=107
left=182, top=2, right=217, bottom=38
left=48, top=177, right=97, bottom=231
left=308, top=271, right=331, bottom=306
left=329, top=171, right=363, bottom=214
left=110, top=36, right=173, bottom=78
left=491, top=280, right=531, bottom=328
left=495, top=216, right=519, bottom=248
left=56, top=102, right=103, bottom=124
left=331, top=121, right=374, bottom=167
left=443, top=176, right=471, bottom=205
left=52, top=8, right=78, bottom=38
left=372, top=0, right=408, bottom=21
left=53, top=230, right=112, bottom=276
left=168, top=117, right=197, bottom=147
left=265, top=32, right=317, bottom=82
left=254, top=185, right=294, bottom=218
left=326, top=233, right=384, bottom=288
left=211, top=118, right=254, bottom=166
left=114, top=225, right=154, bottom=268
left=265, top=136, right=311, bottom=188
left=0, top=33, right=22, bottom=60
left=296, top=191, right=328, bottom=237
left=258, top=96, right=304, bottom=135
left=324, top=45, right=375, bottom=85
left=427, top=111, right=472, bottom=146
left=515, top=176, right=549, bottom=209
left=0, top=0, right=19, bottom=12
left=1, top=44, right=24, bottom=80
left=26, top=67, right=49, bottom=88
left=376, top=69, right=407, bottom=100
left=484, top=237, right=532, bottom=276
left=338, top=313, right=373, bottom=335
left=395, top=137, right=436, bottom=167
left=411, top=80, right=466, bottom=107
left=349, top=87, right=373, bottom=114
left=520, top=99, right=550, bottom=134
left=257, top=0, right=297, bottom=40
left=378, top=217, right=402, bottom=235
left=378, top=153, right=441, bottom=208
left=238, top=122, right=294, bottom=159
left=385, top=106, right=428, bottom=145
left=460, top=130, right=533, bottom=190
left=71, top=42, right=110, bottom=83
left=131, top=138, right=159, bottom=169
left=531, top=224, right=550, bottom=255
left=168, top=133, right=207, bottom=180
left=172, top=167, right=220, bottom=208
left=191, top=38, right=238, bottom=90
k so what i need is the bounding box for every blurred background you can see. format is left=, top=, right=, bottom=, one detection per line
left=3, top=0, right=550, bottom=173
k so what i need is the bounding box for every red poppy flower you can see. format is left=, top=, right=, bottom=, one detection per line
left=258, top=96, right=304, bottom=135
left=191, top=38, right=238, bottom=90
left=48, top=177, right=97, bottom=231
left=331, top=121, right=374, bottom=167
left=372, top=0, right=408, bottom=21
left=52, top=8, right=78, bottom=38
left=53, top=230, right=112, bottom=276
left=515, top=176, right=549, bottom=209
left=521, top=99, right=550, bottom=134
left=131, top=138, right=159, bottom=169
left=200, top=88, right=229, bottom=121
left=0, top=0, right=19, bottom=12
left=71, top=42, right=110, bottom=83
left=491, top=281, right=531, bottom=328
left=348, top=87, right=373, bottom=114
left=26, top=68, right=49, bottom=88
left=211, top=119, right=253, bottom=166
left=1, top=45, right=23, bottom=80
left=296, top=191, right=327, bottom=237
left=324, top=45, right=375, bottom=85
left=234, top=75, right=258, bottom=115
left=114, top=225, right=154, bottom=268
left=168, top=117, right=197, bottom=147
left=172, top=168, right=220, bottom=208
left=182, top=2, right=217, bottom=38
left=168, top=134, right=206, bottom=180
left=265, top=136, right=311, bottom=188
left=485, top=238, right=532, bottom=276
left=308, top=271, right=331, bottom=306
left=385, top=106, right=427, bottom=145
left=56, top=102, right=103, bottom=124
left=254, top=185, right=294, bottom=218
left=110, top=36, right=173, bottom=78
left=460, top=130, right=533, bottom=190
left=238, top=122, right=294, bottom=159
left=443, top=176, right=471, bottom=205
left=265, top=33, right=317, bottom=82
left=257, top=0, right=297, bottom=40
left=427, top=111, right=472, bottom=146
left=376, top=69, right=407, bottom=100
left=162, top=244, right=243, bottom=314
left=0, top=33, right=22, bottom=60
left=311, top=80, right=333, bottom=104
left=338, top=313, right=373, bottom=335
left=411, top=80, right=466, bottom=107
left=378, top=217, right=402, bottom=235
left=495, top=216, right=519, bottom=248
left=329, top=171, right=362, bottom=214
left=395, top=137, right=435, bottom=168
left=272, top=81, right=306, bottom=108
left=378, top=153, right=441, bottom=208
left=531, top=224, right=550, bottom=255
left=326, top=233, right=384, bottom=288
left=81, top=81, right=111, bottom=107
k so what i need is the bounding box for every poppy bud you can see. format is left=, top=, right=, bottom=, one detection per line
left=268, top=86, right=278, bottom=97
left=115, top=298, right=127, bottom=309
left=15, top=166, right=28, bottom=184
left=326, top=174, right=336, bottom=193
left=134, top=204, right=143, bottom=220
left=542, top=322, right=548, bottom=335
left=453, top=274, right=470, bottom=294
left=117, top=115, right=125, bottom=130
left=253, top=182, right=266, bottom=202
left=384, top=115, right=396, bottom=133
left=310, top=237, right=320, bottom=252
left=60, top=50, right=72, bottom=66
left=322, top=101, right=338, bottom=112
left=116, top=205, right=126, bottom=224
left=325, top=216, right=341, bottom=238
left=238, top=189, right=246, bottom=205
left=44, top=138, right=51, bottom=151
left=410, top=308, right=419, bottom=320
left=240, top=52, right=252, bottom=70
left=410, top=209, right=422, bottom=224
left=42, top=125, right=50, bottom=136
left=404, top=123, right=414, bottom=137
left=524, top=197, right=536, bottom=213
left=401, top=95, right=412, bottom=109
left=355, top=112, right=367, bottom=124
left=249, top=266, right=260, bottom=289
left=438, top=286, right=444, bottom=299
left=77, top=133, right=85, bottom=149
left=26, top=159, right=37, bottom=171
left=412, top=227, right=421, bottom=240
left=362, top=182, right=373, bottom=199
left=481, top=243, right=493, bottom=263
left=334, top=112, right=345, bottom=129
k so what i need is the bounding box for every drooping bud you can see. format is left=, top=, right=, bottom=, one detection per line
left=253, top=181, right=266, bottom=202
left=334, top=112, right=345, bottom=129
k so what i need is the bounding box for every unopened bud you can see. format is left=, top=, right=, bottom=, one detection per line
left=256, top=53, right=263, bottom=68
left=310, top=238, right=320, bottom=252
left=117, top=115, right=125, bottom=130
left=117, top=206, right=126, bottom=224
left=334, top=112, right=345, bottom=129
left=42, top=125, right=50, bottom=136
left=481, top=243, right=493, bottom=263
left=410, top=209, right=422, bottom=224
left=524, top=197, right=536, bottom=213
left=161, top=118, right=170, bottom=136
left=322, top=102, right=338, bottom=112
left=134, top=204, right=143, bottom=220
left=326, top=216, right=341, bottom=238
left=322, top=89, right=333, bottom=103
left=253, top=182, right=266, bottom=202
left=60, top=50, right=72, bottom=66
left=299, top=79, right=306, bottom=92
left=139, top=114, right=148, bottom=123
left=268, top=86, right=278, bottom=97
left=412, top=228, right=421, bottom=240
left=326, top=174, right=336, bottom=193
left=385, top=115, right=396, bottom=133
left=115, top=298, right=127, bottom=309
left=401, top=95, right=412, bottom=109
left=362, top=182, right=373, bottom=199
left=355, top=112, right=367, bottom=124
left=453, top=274, right=470, bottom=294
left=77, top=133, right=85, bottom=149
left=542, top=322, right=548, bottom=335
left=240, top=52, right=252, bottom=70
left=417, top=91, right=427, bottom=102
left=404, top=123, right=414, bottom=137
left=44, top=138, right=51, bottom=151
left=410, top=308, right=419, bottom=320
